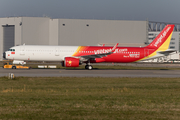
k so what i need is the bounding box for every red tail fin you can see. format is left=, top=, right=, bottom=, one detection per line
left=147, top=24, right=174, bottom=49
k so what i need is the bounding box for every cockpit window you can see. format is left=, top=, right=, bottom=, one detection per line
left=8, top=49, right=15, bottom=51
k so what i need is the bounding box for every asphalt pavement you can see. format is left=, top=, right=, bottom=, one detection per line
left=0, top=68, right=180, bottom=78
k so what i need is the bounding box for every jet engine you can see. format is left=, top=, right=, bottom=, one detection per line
left=62, top=57, right=80, bottom=67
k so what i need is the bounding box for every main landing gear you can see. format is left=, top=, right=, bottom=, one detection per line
left=85, top=65, right=93, bottom=70
left=85, top=60, right=93, bottom=70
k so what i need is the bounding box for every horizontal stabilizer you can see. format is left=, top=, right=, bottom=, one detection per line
left=157, top=49, right=177, bottom=56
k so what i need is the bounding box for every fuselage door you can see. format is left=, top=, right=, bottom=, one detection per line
left=144, top=48, right=149, bottom=57
left=20, top=46, right=25, bottom=55
left=55, top=48, right=59, bottom=56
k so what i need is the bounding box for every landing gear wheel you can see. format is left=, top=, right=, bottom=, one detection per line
left=85, top=65, right=93, bottom=70
left=85, top=60, right=93, bottom=70
left=88, top=65, right=93, bottom=70
left=85, top=65, right=88, bottom=69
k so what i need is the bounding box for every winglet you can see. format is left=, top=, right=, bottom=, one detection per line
left=111, top=43, right=119, bottom=52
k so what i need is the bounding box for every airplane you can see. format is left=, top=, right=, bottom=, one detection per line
left=3, top=24, right=175, bottom=70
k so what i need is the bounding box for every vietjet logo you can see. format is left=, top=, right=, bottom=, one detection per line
left=154, top=27, right=171, bottom=47
left=68, top=61, right=72, bottom=64
left=94, top=48, right=127, bottom=54
left=67, top=60, right=72, bottom=66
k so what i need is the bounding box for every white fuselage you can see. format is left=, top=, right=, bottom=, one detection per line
left=5, top=45, right=79, bottom=61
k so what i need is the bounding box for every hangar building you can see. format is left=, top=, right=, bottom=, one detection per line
left=0, top=17, right=179, bottom=61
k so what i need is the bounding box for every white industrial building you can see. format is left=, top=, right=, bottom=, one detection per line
left=0, top=17, right=179, bottom=62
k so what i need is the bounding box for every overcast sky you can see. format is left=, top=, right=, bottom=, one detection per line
left=0, top=0, right=180, bottom=23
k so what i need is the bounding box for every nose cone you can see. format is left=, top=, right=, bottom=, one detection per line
left=3, top=52, right=6, bottom=59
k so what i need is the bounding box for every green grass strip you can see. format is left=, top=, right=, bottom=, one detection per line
left=0, top=77, right=180, bottom=119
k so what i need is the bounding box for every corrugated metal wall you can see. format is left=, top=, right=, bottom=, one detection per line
left=58, top=19, right=147, bottom=46
left=22, top=17, right=49, bottom=45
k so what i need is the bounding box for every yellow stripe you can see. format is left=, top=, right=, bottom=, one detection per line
left=72, top=46, right=82, bottom=56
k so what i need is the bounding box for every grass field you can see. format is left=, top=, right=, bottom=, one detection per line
left=0, top=77, right=180, bottom=120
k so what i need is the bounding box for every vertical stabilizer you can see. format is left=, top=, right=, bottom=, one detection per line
left=146, top=24, right=174, bottom=51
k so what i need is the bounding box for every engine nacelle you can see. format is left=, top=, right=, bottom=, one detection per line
left=63, top=57, right=80, bottom=67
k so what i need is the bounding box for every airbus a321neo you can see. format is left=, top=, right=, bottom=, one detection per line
left=3, top=24, right=175, bottom=70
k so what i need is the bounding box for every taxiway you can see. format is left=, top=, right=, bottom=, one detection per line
left=0, top=68, right=180, bottom=78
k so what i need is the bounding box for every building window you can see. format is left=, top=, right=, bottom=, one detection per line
left=148, top=38, right=155, bottom=40
left=170, top=42, right=175, bottom=44
left=148, top=33, right=154, bottom=36
left=62, top=24, right=65, bottom=26
left=170, top=46, right=175, bottom=49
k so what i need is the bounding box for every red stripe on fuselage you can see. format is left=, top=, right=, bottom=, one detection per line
left=73, top=46, right=154, bottom=63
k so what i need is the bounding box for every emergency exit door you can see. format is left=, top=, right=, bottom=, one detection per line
left=144, top=49, right=149, bottom=57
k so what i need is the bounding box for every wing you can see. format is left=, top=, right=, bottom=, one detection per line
left=79, top=43, right=119, bottom=60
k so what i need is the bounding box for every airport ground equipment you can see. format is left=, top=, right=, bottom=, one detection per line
left=3, top=62, right=30, bottom=69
